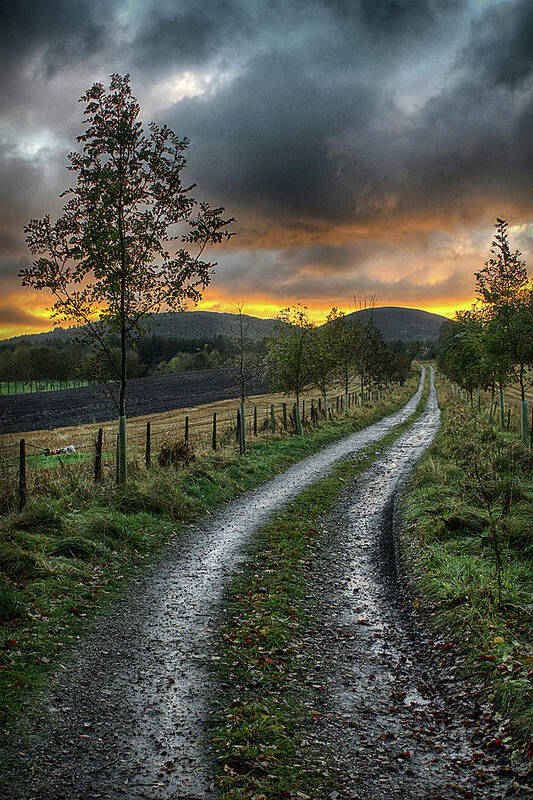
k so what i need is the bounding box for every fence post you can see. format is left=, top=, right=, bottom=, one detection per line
left=294, top=403, right=303, bottom=435
left=239, top=404, right=246, bottom=455
left=185, top=416, right=189, bottom=443
left=95, top=427, right=103, bottom=481
left=115, top=434, right=120, bottom=483
left=499, top=385, right=505, bottom=430
left=282, top=402, right=287, bottom=429
left=507, top=408, right=511, bottom=431
left=254, top=406, right=257, bottom=436
left=236, top=410, right=241, bottom=444
left=212, top=412, right=217, bottom=450
left=270, top=403, right=276, bottom=433
left=18, top=438, right=26, bottom=511
left=311, top=399, right=314, bottom=423
left=302, top=399, right=305, bottom=423
left=145, top=421, right=151, bottom=468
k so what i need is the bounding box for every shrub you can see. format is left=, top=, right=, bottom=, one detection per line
left=158, top=439, right=196, bottom=468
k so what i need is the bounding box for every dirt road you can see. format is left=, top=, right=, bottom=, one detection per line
left=312, top=373, right=521, bottom=798
left=3, top=374, right=426, bottom=799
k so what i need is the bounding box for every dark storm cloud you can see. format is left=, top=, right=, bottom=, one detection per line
left=133, top=0, right=255, bottom=72
left=459, top=0, right=533, bottom=89
left=1, top=0, right=532, bottom=322
left=155, top=0, right=532, bottom=241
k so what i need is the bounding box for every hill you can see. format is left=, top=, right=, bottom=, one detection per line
left=2, top=306, right=448, bottom=349
left=345, top=306, right=448, bottom=343
left=1, top=310, right=282, bottom=347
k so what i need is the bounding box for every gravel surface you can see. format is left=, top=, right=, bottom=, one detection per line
left=0, top=369, right=268, bottom=434
left=2, top=374, right=426, bottom=799
left=311, top=369, right=527, bottom=798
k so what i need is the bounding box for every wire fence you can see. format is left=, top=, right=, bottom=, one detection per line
left=446, top=379, right=533, bottom=448
left=0, top=383, right=398, bottom=513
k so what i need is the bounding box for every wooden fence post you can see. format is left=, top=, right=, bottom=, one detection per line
left=212, top=412, right=217, bottom=450
left=185, top=416, right=189, bottom=443
left=95, top=427, right=103, bottom=480
left=236, top=409, right=241, bottom=443
left=18, top=438, right=26, bottom=511
left=507, top=408, right=511, bottom=431
left=270, top=403, right=276, bottom=433
left=145, top=422, right=151, bottom=468
left=254, top=406, right=257, bottom=436
left=302, top=399, right=305, bottom=423
left=282, top=402, right=287, bottom=429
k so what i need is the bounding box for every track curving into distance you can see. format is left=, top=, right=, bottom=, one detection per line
left=313, top=368, right=519, bottom=798
left=5, top=372, right=426, bottom=799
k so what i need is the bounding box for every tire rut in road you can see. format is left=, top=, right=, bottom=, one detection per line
left=313, top=369, right=518, bottom=799
left=4, top=374, right=426, bottom=799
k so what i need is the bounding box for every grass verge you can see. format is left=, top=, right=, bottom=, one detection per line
left=398, top=373, right=533, bottom=748
left=209, top=372, right=431, bottom=799
left=0, top=371, right=420, bottom=735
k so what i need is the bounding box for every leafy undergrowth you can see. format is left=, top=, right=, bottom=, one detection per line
left=0, top=372, right=419, bottom=731
left=210, top=375, right=431, bottom=799
left=399, top=375, right=533, bottom=748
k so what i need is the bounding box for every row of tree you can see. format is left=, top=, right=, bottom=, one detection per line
left=438, top=219, right=533, bottom=437
left=262, top=304, right=412, bottom=410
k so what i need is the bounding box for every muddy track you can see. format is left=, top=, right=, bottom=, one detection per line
left=313, top=370, right=522, bottom=798
left=3, top=374, right=426, bottom=799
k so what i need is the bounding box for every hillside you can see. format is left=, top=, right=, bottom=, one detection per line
left=346, top=306, right=448, bottom=343
left=2, top=310, right=282, bottom=347
left=2, top=306, right=448, bottom=349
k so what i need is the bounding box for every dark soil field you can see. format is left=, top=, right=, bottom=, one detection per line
left=0, top=369, right=268, bottom=434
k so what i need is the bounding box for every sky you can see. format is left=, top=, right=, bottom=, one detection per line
left=1, top=0, right=533, bottom=337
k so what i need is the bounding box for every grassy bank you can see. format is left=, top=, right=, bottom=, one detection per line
left=0, top=371, right=419, bottom=732
left=210, top=372, right=431, bottom=799
left=399, top=374, right=533, bottom=746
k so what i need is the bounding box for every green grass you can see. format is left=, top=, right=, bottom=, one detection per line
left=0, top=372, right=420, bottom=734
left=0, top=380, right=92, bottom=395
left=209, top=373, right=431, bottom=799
left=399, top=374, right=533, bottom=745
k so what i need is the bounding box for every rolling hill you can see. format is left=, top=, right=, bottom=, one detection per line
left=2, top=306, right=448, bottom=349
left=346, top=307, right=448, bottom=343
left=1, top=310, right=282, bottom=347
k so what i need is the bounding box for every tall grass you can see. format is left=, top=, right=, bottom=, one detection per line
left=400, top=374, right=533, bottom=744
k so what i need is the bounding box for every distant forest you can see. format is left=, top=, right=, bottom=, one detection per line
left=0, top=329, right=427, bottom=393
left=0, top=333, right=262, bottom=391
